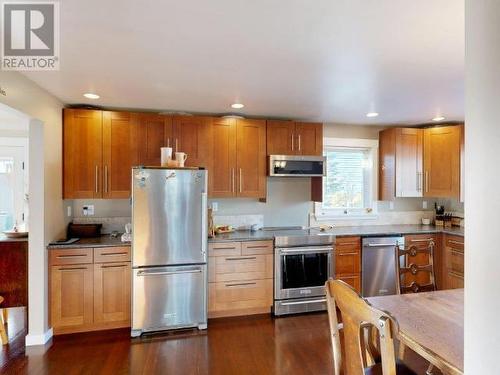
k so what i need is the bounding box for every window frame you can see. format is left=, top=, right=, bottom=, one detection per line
left=314, top=137, right=379, bottom=220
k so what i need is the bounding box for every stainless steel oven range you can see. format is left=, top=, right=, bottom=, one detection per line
left=273, top=234, right=335, bottom=316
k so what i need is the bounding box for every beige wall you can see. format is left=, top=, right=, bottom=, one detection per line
left=0, top=71, right=65, bottom=343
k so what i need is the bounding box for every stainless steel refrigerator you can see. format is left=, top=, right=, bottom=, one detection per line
left=131, top=167, right=208, bottom=337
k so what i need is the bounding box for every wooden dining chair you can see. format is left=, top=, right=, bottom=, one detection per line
left=0, top=296, right=8, bottom=345
left=325, top=279, right=417, bottom=375
left=395, top=242, right=436, bottom=374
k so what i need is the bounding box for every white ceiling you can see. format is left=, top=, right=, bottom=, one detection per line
left=23, top=0, right=464, bottom=124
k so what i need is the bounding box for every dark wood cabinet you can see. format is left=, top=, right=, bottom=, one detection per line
left=266, top=121, right=322, bottom=156
left=210, top=118, right=237, bottom=197
left=136, top=113, right=172, bottom=166
left=423, top=126, right=461, bottom=198
left=63, top=109, right=103, bottom=198
left=236, top=119, right=267, bottom=198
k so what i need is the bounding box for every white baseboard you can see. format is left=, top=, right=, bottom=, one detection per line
left=25, top=328, right=53, bottom=346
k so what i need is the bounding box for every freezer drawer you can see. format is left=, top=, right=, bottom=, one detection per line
left=132, top=265, right=207, bottom=336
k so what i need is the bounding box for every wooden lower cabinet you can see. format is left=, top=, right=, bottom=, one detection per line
left=93, top=262, right=131, bottom=326
left=49, top=246, right=131, bottom=334
left=335, top=237, right=361, bottom=294
left=50, top=264, right=94, bottom=333
left=208, top=240, right=273, bottom=318
left=443, top=234, right=464, bottom=290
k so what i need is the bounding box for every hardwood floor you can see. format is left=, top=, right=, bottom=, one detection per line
left=1, top=312, right=435, bottom=374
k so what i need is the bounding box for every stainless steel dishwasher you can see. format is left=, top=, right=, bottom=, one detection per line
left=361, top=236, right=404, bottom=297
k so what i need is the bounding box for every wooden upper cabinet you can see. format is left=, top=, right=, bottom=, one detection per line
left=395, top=128, right=423, bottom=197
left=378, top=128, right=396, bottom=201
left=236, top=119, right=267, bottom=198
left=266, top=120, right=294, bottom=155
left=295, top=122, right=323, bottom=156
left=137, top=114, right=172, bottom=166
left=423, top=126, right=461, bottom=198
left=63, top=109, right=103, bottom=199
left=102, top=111, right=138, bottom=199
left=172, top=116, right=213, bottom=169
left=210, top=118, right=237, bottom=197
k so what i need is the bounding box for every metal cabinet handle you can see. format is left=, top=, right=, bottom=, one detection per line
left=291, top=132, right=294, bottom=151
left=449, top=249, right=464, bottom=256
left=245, top=245, right=269, bottom=249
left=56, top=254, right=87, bottom=258
left=410, top=238, right=434, bottom=243
left=175, top=139, right=178, bottom=153
left=95, top=165, right=99, bottom=193
left=225, top=256, right=257, bottom=261
left=167, top=138, right=170, bottom=148
left=298, top=134, right=301, bottom=151
left=449, top=240, right=464, bottom=246
left=337, top=242, right=359, bottom=246
left=213, top=246, right=237, bottom=251
left=425, top=171, right=429, bottom=193
left=101, top=252, right=128, bottom=256
left=225, top=282, right=257, bottom=288
left=231, top=168, right=235, bottom=193
left=59, top=267, right=88, bottom=271
left=101, top=264, right=128, bottom=269
left=104, top=165, right=108, bottom=193
left=337, top=252, right=358, bottom=256
left=239, top=168, right=243, bottom=194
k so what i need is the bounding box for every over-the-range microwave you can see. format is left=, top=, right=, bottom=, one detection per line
left=268, top=155, right=326, bottom=177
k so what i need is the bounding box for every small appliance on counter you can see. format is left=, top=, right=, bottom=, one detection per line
left=67, top=222, right=102, bottom=238
left=121, top=223, right=132, bottom=243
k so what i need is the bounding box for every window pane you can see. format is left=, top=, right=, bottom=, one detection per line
left=323, top=149, right=367, bottom=209
left=0, top=157, right=15, bottom=231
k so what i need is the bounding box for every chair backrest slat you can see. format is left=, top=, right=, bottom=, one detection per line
left=395, top=242, right=436, bottom=294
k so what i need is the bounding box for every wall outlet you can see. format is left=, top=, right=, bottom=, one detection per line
left=212, top=202, right=218, bottom=212
left=389, top=201, right=394, bottom=210
left=423, top=201, right=428, bottom=209
left=67, top=205, right=72, bottom=217
left=82, top=205, right=95, bottom=216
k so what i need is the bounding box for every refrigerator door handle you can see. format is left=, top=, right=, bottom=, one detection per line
left=201, top=192, right=208, bottom=258
left=137, top=268, right=202, bottom=277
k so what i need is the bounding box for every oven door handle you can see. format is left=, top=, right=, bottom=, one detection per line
left=280, top=298, right=327, bottom=306
left=278, top=247, right=333, bottom=255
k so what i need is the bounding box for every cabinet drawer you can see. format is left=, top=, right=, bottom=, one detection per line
left=50, top=248, right=93, bottom=266
left=209, top=279, right=272, bottom=312
left=405, top=234, right=438, bottom=248
left=212, top=254, right=272, bottom=282
left=445, top=236, right=464, bottom=252
left=208, top=242, right=241, bottom=257
left=241, top=241, right=273, bottom=255
left=446, top=247, right=464, bottom=274
left=94, top=247, right=131, bottom=263
left=335, top=237, right=360, bottom=253
left=335, top=252, right=361, bottom=275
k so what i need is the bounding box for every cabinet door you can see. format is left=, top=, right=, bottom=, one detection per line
left=266, top=120, right=295, bottom=155
left=210, top=118, right=237, bottom=197
left=137, top=114, right=173, bottom=166
left=295, top=122, right=323, bottom=156
left=378, top=128, right=396, bottom=201
left=236, top=119, right=267, bottom=198
left=423, top=126, right=461, bottom=198
left=50, top=264, right=93, bottom=334
left=63, top=109, right=103, bottom=198
left=93, top=262, right=131, bottom=326
left=172, top=116, right=213, bottom=169
left=395, top=128, right=423, bottom=197
left=102, top=111, right=138, bottom=199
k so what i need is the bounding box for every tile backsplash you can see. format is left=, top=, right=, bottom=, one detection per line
left=213, top=214, right=264, bottom=229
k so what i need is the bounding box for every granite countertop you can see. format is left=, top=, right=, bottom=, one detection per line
left=0, top=234, right=29, bottom=243
left=47, top=235, right=131, bottom=249
left=209, top=224, right=464, bottom=243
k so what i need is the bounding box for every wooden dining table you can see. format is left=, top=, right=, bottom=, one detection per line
left=367, top=289, right=464, bottom=375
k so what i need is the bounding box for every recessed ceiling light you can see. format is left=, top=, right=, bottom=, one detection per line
left=366, top=112, right=379, bottom=118
left=231, top=103, right=244, bottom=109
left=432, top=116, right=445, bottom=122
left=83, top=93, right=100, bottom=99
